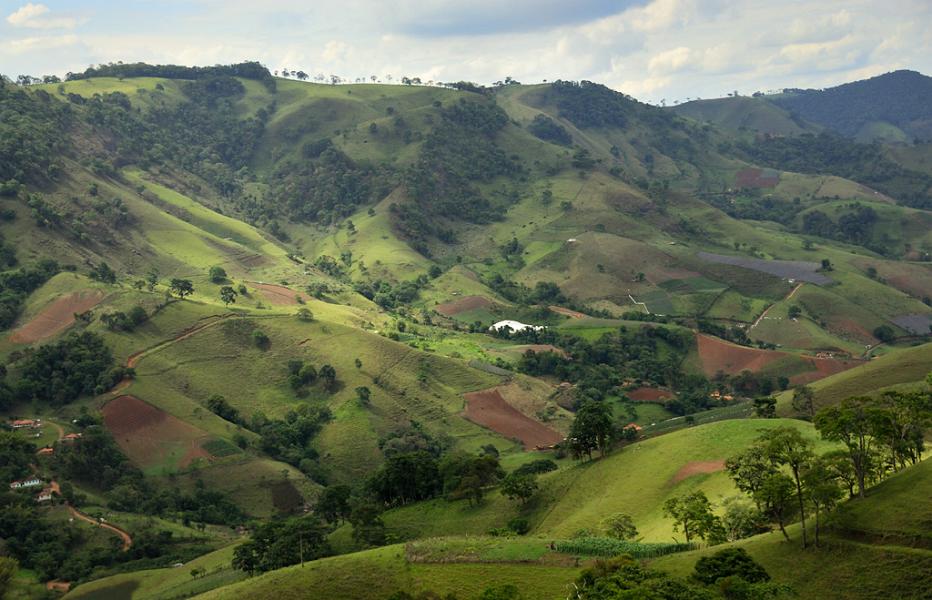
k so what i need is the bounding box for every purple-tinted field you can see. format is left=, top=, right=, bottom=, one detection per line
left=697, top=252, right=832, bottom=285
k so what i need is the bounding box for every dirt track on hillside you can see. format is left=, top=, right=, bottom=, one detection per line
left=463, top=388, right=563, bottom=449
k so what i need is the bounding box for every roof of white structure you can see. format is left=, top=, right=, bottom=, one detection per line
left=489, top=320, right=543, bottom=332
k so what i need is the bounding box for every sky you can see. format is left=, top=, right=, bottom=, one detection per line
left=1, top=0, right=931, bottom=103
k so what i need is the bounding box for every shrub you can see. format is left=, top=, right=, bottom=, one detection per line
left=693, top=548, right=770, bottom=585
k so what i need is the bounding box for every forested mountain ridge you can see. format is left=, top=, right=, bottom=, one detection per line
left=772, top=70, right=932, bottom=142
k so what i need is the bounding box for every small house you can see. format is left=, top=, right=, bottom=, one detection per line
left=624, top=423, right=643, bottom=432
left=11, top=419, right=39, bottom=429
left=37, top=447, right=54, bottom=456
left=10, top=477, right=43, bottom=489
left=62, top=433, right=83, bottom=442
left=36, top=487, right=54, bottom=502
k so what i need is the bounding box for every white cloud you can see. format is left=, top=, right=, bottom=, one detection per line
left=0, top=1, right=930, bottom=104
left=648, top=46, right=693, bottom=75
left=6, top=3, right=81, bottom=29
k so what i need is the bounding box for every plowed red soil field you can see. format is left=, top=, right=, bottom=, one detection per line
left=102, top=395, right=212, bottom=469
left=697, top=334, right=861, bottom=384
left=696, top=334, right=787, bottom=375
left=9, top=290, right=105, bottom=343
left=791, top=355, right=862, bottom=385
left=435, top=295, right=493, bottom=316
left=628, top=387, right=674, bottom=402
left=253, top=282, right=310, bottom=306
left=463, top=388, right=563, bottom=449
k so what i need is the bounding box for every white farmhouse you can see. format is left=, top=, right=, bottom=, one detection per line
left=489, top=320, right=544, bottom=334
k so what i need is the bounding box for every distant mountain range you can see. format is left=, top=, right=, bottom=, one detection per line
left=675, top=70, right=932, bottom=143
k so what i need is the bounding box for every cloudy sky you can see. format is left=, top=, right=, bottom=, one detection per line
left=2, top=0, right=930, bottom=102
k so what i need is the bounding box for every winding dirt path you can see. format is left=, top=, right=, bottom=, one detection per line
left=750, top=283, right=803, bottom=330
left=109, top=314, right=235, bottom=397
left=67, top=504, right=133, bottom=551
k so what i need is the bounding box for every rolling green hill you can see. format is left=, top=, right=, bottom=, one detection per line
left=1, top=63, right=930, bottom=598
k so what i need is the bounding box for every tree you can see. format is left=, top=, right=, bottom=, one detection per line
left=792, top=386, right=815, bottom=419
left=296, top=307, right=314, bottom=321
left=801, top=456, right=843, bottom=546
left=219, top=286, right=237, bottom=306
left=315, top=485, right=352, bottom=524
left=753, top=396, right=777, bottom=418
left=319, top=364, right=337, bottom=391
left=0, top=557, right=18, bottom=598
left=233, top=515, right=329, bottom=574
left=169, top=278, right=194, bottom=299
left=726, top=446, right=777, bottom=512
left=145, top=267, right=159, bottom=291
left=759, top=473, right=799, bottom=541
left=872, top=324, right=896, bottom=343
left=568, top=400, right=613, bottom=460
left=602, top=513, right=638, bottom=540
left=500, top=472, right=538, bottom=505
left=349, top=501, right=386, bottom=547
left=820, top=258, right=833, bottom=271
left=209, top=265, right=227, bottom=283
left=787, top=305, right=802, bottom=319
left=720, top=496, right=765, bottom=542
left=662, top=491, right=724, bottom=543
left=759, top=427, right=814, bottom=547
left=815, top=397, right=882, bottom=498
left=693, top=548, right=770, bottom=585
left=89, top=262, right=117, bottom=283
left=355, top=386, right=371, bottom=405
left=252, top=329, right=270, bottom=348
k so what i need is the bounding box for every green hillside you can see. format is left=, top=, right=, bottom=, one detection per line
left=0, top=62, right=930, bottom=599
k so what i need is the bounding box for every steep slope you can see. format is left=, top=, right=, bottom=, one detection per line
left=772, top=70, right=932, bottom=142
left=673, top=95, right=820, bottom=136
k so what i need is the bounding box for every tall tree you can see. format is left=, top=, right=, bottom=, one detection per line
left=815, top=396, right=883, bottom=498
left=759, top=427, right=814, bottom=547
left=792, top=385, right=816, bottom=419
left=170, top=278, right=194, bottom=299
left=568, top=400, right=613, bottom=460
left=802, top=456, right=844, bottom=546
left=663, top=491, right=724, bottom=544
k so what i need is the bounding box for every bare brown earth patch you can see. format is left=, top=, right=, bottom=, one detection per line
left=9, top=290, right=105, bottom=343
left=696, top=334, right=787, bottom=375
left=512, top=344, right=569, bottom=358
left=463, top=388, right=564, bottom=449
left=253, top=282, right=310, bottom=306
left=670, top=460, right=726, bottom=484
left=549, top=305, right=587, bottom=319
left=735, top=167, right=780, bottom=188
left=435, top=295, right=493, bottom=316
left=627, top=387, right=674, bottom=402
left=791, top=356, right=863, bottom=385
left=102, top=395, right=213, bottom=469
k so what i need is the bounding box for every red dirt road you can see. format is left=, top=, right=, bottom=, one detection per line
left=9, top=290, right=105, bottom=343
left=670, top=460, right=726, bottom=484
left=435, top=295, right=493, bottom=316
left=102, top=395, right=212, bottom=469
left=67, top=504, right=132, bottom=551
left=462, top=388, right=563, bottom=449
